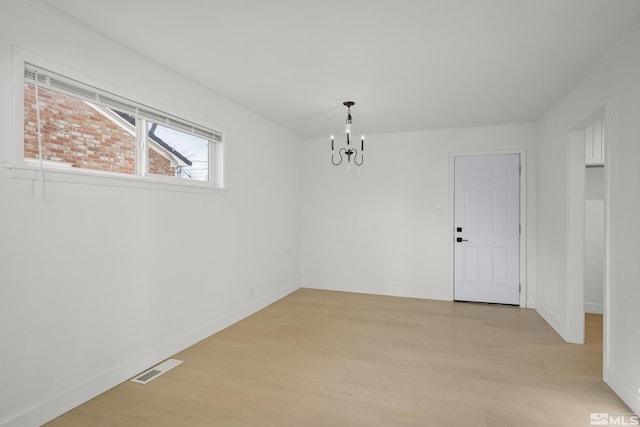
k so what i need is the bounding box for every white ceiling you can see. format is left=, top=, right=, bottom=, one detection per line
left=39, top=0, right=640, bottom=138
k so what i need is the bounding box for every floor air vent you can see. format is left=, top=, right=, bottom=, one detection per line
left=131, top=358, right=183, bottom=384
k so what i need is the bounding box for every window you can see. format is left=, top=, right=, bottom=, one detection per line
left=147, top=122, right=209, bottom=181
left=22, top=63, right=224, bottom=188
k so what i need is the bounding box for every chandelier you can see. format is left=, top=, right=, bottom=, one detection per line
left=331, top=101, right=364, bottom=166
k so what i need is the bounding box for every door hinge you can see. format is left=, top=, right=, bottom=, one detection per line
left=519, top=224, right=521, bottom=234
left=519, top=165, right=522, bottom=174
left=519, top=283, right=521, bottom=293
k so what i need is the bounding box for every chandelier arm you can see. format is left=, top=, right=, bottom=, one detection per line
left=331, top=148, right=346, bottom=166
left=353, top=149, right=364, bottom=166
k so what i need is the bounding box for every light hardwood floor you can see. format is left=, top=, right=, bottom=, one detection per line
left=45, top=289, right=629, bottom=426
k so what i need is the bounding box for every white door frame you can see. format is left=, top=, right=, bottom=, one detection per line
left=449, top=149, right=528, bottom=307
left=566, top=108, right=607, bottom=345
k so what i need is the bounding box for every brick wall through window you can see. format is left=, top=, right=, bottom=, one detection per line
left=24, top=83, right=175, bottom=176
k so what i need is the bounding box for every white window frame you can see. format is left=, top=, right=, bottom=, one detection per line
left=5, top=48, right=226, bottom=193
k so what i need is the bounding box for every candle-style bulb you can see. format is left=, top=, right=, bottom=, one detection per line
left=361, top=135, right=364, bottom=151
left=331, top=134, right=334, bottom=151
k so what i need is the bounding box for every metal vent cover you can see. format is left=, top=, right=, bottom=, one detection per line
left=131, top=358, right=183, bottom=384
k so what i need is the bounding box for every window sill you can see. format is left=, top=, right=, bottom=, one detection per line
left=3, top=162, right=226, bottom=195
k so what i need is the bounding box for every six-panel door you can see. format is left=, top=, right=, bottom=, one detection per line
left=454, top=154, right=520, bottom=305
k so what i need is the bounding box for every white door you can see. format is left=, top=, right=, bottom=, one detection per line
left=454, top=154, right=520, bottom=305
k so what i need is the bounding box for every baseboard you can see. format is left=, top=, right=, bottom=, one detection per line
left=535, top=302, right=568, bottom=341
left=302, top=280, right=449, bottom=301
left=605, top=368, right=640, bottom=416
left=1, top=281, right=301, bottom=427
left=585, top=302, right=603, bottom=314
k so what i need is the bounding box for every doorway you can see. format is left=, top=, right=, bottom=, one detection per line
left=453, top=154, right=521, bottom=305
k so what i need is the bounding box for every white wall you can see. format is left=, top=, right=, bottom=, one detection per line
left=0, top=2, right=301, bottom=426
left=535, top=68, right=609, bottom=341
left=301, top=124, right=536, bottom=305
left=536, top=17, right=640, bottom=415
left=585, top=167, right=605, bottom=314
